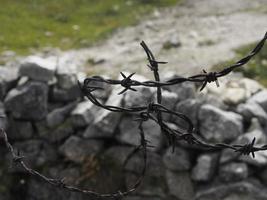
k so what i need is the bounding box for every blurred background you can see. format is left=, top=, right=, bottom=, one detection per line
left=0, top=0, right=267, bottom=200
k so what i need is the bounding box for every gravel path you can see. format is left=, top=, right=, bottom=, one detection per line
left=4, top=0, right=267, bottom=78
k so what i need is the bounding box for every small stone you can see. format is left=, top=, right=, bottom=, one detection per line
left=83, top=123, right=111, bottom=138
left=248, top=89, right=267, bottom=112
left=56, top=73, right=77, bottom=90
left=174, top=98, right=202, bottom=127
left=70, top=100, right=98, bottom=128
left=195, top=180, right=267, bottom=200
left=222, top=87, right=246, bottom=105
left=192, top=153, right=218, bottom=182
left=237, top=102, right=267, bottom=125
left=125, top=151, right=166, bottom=197
left=117, top=114, right=162, bottom=150
left=46, top=102, right=77, bottom=128
left=239, top=78, right=263, bottom=98
left=0, top=102, right=7, bottom=129
left=198, top=104, right=243, bottom=143
left=7, top=118, right=33, bottom=140
left=0, top=67, right=18, bottom=100
left=219, top=162, right=248, bottom=182
left=13, top=140, right=57, bottom=168
left=103, top=146, right=134, bottom=166
left=59, top=136, right=103, bottom=163
left=166, top=170, right=195, bottom=200
left=51, top=85, right=81, bottom=102
left=92, top=85, right=123, bottom=135
left=163, top=35, right=182, bottom=49
left=5, top=81, right=48, bottom=120
left=38, top=119, right=74, bottom=143
left=19, top=56, right=56, bottom=82
left=163, top=146, right=191, bottom=171
left=157, top=90, right=179, bottom=112
left=163, top=74, right=196, bottom=102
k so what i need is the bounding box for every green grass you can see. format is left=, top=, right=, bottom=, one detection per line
left=0, top=0, right=179, bottom=55
left=212, top=42, right=267, bottom=87
left=234, top=43, right=267, bottom=86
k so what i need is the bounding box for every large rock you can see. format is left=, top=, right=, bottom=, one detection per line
left=166, top=170, right=195, bottom=200
left=191, top=153, right=218, bottom=182
left=117, top=114, right=162, bottom=151
left=70, top=100, right=98, bottom=128
left=4, top=81, right=48, bottom=120
left=198, top=104, right=243, bottom=143
left=219, top=162, right=248, bottom=182
left=59, top=136, right=103, bottom=163
left=237, top=102, right=267, bottom=125
left=248, top=89, right=267, bottom=112
left=163, top=146, right=191, bottom=171
left=19, top=56, right=56, bottom=82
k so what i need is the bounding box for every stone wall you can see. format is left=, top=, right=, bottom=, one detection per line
left=1, top=57, right=267, bottom=200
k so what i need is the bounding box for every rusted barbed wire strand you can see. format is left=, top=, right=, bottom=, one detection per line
left=1, top=31, right=267, bottom=199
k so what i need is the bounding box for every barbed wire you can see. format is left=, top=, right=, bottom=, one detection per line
left=1, top=31, right=267, bottom=199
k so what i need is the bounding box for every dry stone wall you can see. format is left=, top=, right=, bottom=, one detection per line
left=1, top=57, right=267, bottom=200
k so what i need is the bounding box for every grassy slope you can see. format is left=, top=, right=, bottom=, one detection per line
left=0, top=0, right=178, bottom=55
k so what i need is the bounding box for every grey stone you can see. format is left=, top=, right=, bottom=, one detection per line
left=248, top=89, right=267, bottom=112
left=4, top=81, right=48, bottom=120
left=220, top=118, right=265, bottom=164
left=7, top=118, right=33, bottom=140
left=92, top=86, right=123, bottom=134
left=125, top=151, right=167, bottom=197
left=163, top=146, right=191, bottom=171
left=219, top=162, right=248, bottom=182
left=158, top=90, right=179, bottom=109
left=237, top=102, right=267, bottom=125
left=82, top=123, right=111, bottom=138
left=37, top=119, right=74, bottom=143
left=124, top=197, right=161, bottom=200
left=83, top=75, right=112, bottom=100
left=56, top=73, right=77, bottom=90
left=59, top=136, right=103, bottom=163
left=70, top=100, right=98, bottom=128
left=13, top=140, right=57, bottom=168
left=192, top=153, right=218, bottom=182
left=46, top=102, right=77, bottom=128
left=51, top=85, right=81, bottom=102
left=174, top=98, right=202, bottom=127
left=198, top=104, right=243, bottom=143
left=195, top=180, right=267, bottom=200
left=103, top=146, right=134, bottom=166
left=123, top=73, right=156, bottom=107
left=0, top=102, right=7, bottom=129
left=117, top=114, right=162, bottom=150
left=0, top=67, right=18, bottom=100
left=166, top=170, right=195, bottom=200
left=163, top=74, right=196, bottom=102
left=27, top=178, right=84, bottom=200
left=19, top=56, right=56, bottom=82
left=163, top=35, right=182, bottom=49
